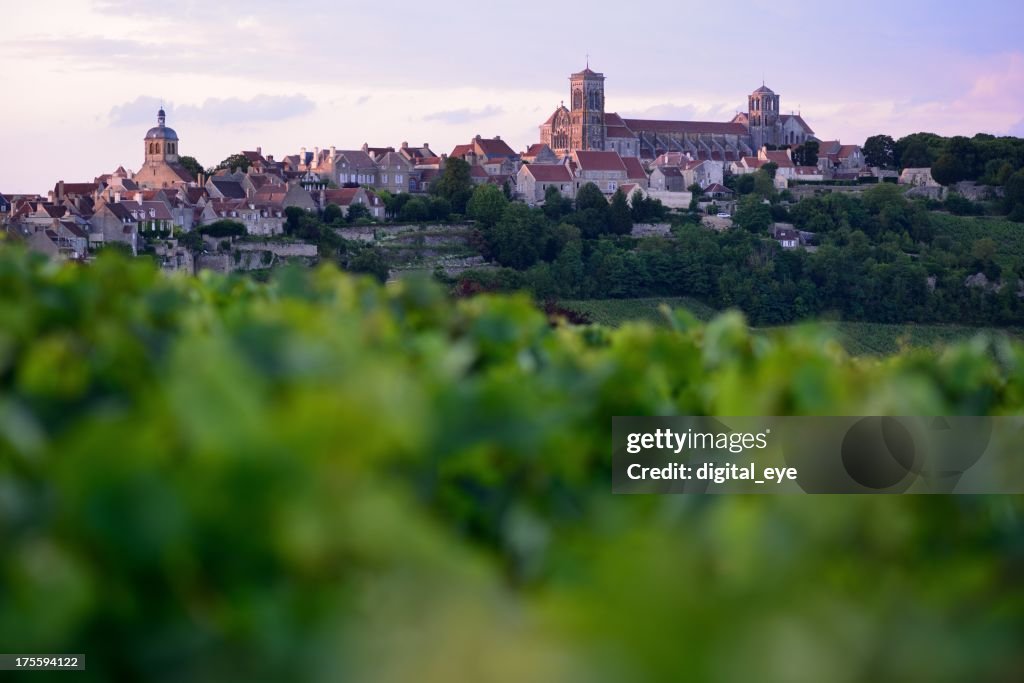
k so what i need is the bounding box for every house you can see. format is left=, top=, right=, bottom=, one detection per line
left=126, top=201, right=174, bottom=234
left=517, top=164, right=575, bottom=204
left=521, top=144, right=560, bottom=165
left=757, top=147, right=796, bottom=180
left=772, top=224, right=799, bottom=248
left=817, top=141, right=865, bottom=174
left=374, top=151, right=415, bottom=194
left=793, top=166, right=824, bottom=182
left=90, top=201, right=139, bottom=254
left=451, top=135, right=520, bottom=166
left=333, top=149, right=379, bottom=186
left=253, top=184, right=317, bottom=212
left=571, top=150, right=628, bottom=194
left=206, top=177, right=247, bottom=200
left=622, top=156, right=649, bottom=189
left=899, top=168, right=939, bottom=188
left=397, top=142, right=437, bottom=166
left=323, top=187, right=385, bottom=220
left=703, top=183, right=734, bottom=200
left=0, top=193, right=11, bottom=218
left=650, top=166, right=685, bottom=192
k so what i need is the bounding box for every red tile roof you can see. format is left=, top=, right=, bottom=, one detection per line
left=764, top=150, right=794, bottom=168
left=523, top=164, right=573, bottom=182
left=474, top=137, right=517, bottom=158
left=604, top=112, right=626, bottom=127
left=622, top=156, right=647, bottom=180
left=573, top=150, right=627, bottom=173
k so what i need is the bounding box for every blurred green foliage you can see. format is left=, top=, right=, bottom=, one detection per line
left=1, top=247, right=1023, bottom=682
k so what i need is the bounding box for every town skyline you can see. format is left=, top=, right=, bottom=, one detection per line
left=1, top=0, right=1023, bottom=193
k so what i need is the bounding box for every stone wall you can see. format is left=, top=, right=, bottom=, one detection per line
left=236, top=241, right=318, bottom=258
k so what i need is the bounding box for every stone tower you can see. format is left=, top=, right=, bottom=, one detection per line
left=569, top=65, right=606, bottom=151
left=135, top=107, right=191, bottom=189
left=748, top=84, right=780, bottom=149
left=145, top=108, right=180, bottom=164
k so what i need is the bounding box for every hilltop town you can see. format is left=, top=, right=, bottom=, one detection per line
left=1, top=65, right=1020, bottom=294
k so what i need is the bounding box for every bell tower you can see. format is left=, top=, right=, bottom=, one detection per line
left=748, top=84, right=780, bottom=149
left=569, top=64, right=606, bottom=151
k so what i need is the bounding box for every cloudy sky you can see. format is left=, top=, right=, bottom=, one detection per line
left=1, top=0, right=1022, bottom=192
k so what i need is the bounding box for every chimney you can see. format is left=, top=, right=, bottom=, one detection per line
left=57, top=180, right=65, bottom=202
left=256, top=146, right=262, bottom=156
left=362, top=143, right=369, bottom=152
left=423, top=143, right=429, bottom=149
left=495, top=135, right=501, bottom=141
left=401, top=141, right=408, bottom=149
left=475, top=134, right=482, bottom=141
left=330, top=145, right=336, bottom=157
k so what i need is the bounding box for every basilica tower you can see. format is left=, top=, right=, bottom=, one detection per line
left=135, top=108, right=191, bottom=189
left=747, top=85, right=780, bottom=149
left=569, top=65, right=606, bottom=151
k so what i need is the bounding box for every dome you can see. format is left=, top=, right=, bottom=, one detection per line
left=145, top=126, right=178, bottom=141
left=144, top=107, right=178, bottom=140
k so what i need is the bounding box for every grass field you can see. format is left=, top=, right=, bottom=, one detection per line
left=560, top=298, right=1021, bottom=355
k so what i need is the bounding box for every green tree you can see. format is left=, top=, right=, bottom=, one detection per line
left=1005, top=170, right=1024, bottom=219
left=398, top=197, right=430, bottom=222
left=178, top=155, right=204, bottom=181
left=793, top=140, right=819, bottom=167
left=862, top=135, right=895, bottom=169
left=198, top=220, right=246, bottom=238
left=608, top=189, right=633, bottom=235
left=575, top=182, right=607, bottom=212
left=346, top=247, right=390, bottom=282
left=322, top=203, right=345, bottom=224
left=542, top=185, right=573, bottom=221
left=214, top=153, right=251, bottom=173
left=466, top=184, right=508, bottom=227
left=431, top=157, right=473, bottom=213
left=489, top=203, right=545, bottom=269
left=346, top=203, right=371, bottom=223
left=930, top=153, right=961, bottom=186
left=733, top=195, right=772, bottom=234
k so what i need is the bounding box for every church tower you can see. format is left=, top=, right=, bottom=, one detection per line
left=569, top=65, right=606, bottom=151
left=748, top=85, right=780, bottom=149
left=135, top=107, right=190, bottom=189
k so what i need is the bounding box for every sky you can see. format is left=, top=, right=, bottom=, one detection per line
left=1, top=0, right=1023, bottom=193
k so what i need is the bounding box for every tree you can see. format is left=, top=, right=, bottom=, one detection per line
left=466, top=184, right=508, bottom=227
left=284, top=206, right=305, bottom=234
left=793, top=140, right=819, bottom=167
left=733, top=195, right=772, bottom=234
left=214, top=153, right=251, bottom=173
left=752, top=170, right=776, bottom=199
left=762, top=162, right=779, bottom=179
left=1004, top=170, right=1024, bottom=219
left=178, top=155, right=204, bottom=181
left=346, top=247, right=390, bottom=283
left=431, top=157, right=473, bottom=214
left=178, top=230, right=205, bottom=253
left=428, top=197, right=452, bottom=221
left=862, top=135, right=895, bottom=169
left=930, top=153, right=961, bottom=186
left=488, top=203, right=544, bottom=269
left=608, top=189, right=633, bottom=235
left=542, top=185, right=573, bottom=221
left=687, top=183, right=704, bottom=197
left=198, top=220, right=246, bottom=238
left=346, top=203, right=371, bottom=223
left=322, top=203, right=345, bottom=224
left=575, top=182, right=607, bottom=212
left=398, top=197, right=430, bottom=222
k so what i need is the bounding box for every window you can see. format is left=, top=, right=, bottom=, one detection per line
left=381, top=174, right=388, bottom=184
left=396, top=174, right=402, bottom=184
left=607, top=182, right=616, bottom=192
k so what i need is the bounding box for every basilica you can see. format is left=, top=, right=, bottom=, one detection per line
left=539, top=66, right=816, bottom=163
left=133, top=108, right=194, bottom=189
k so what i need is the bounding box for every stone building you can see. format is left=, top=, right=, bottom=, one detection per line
left=134, top=109, right=194, bottom=190
left=540, top=67, right=818, bottom=164
left=517, top=164, right=575, bottom=204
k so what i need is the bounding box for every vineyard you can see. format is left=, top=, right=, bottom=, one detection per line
left=1, top=247, right=1023, bottom=681
left=560, top=297, right=1022, bottom=355
left=930, top=213, right=1024, bottom=268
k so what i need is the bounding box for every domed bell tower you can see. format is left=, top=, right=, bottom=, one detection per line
left=145, top=107, right=180, bottom=164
